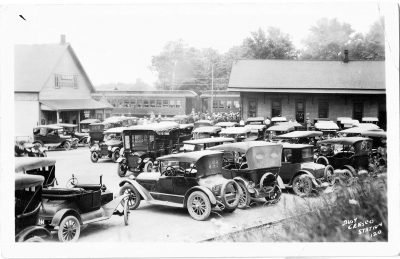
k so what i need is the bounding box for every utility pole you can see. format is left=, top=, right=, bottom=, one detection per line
left=211, top=63, right=214, bottom=113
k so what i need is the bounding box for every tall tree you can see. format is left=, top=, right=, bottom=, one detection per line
left=243, top=27, right=298, bottom=59
left=362, top=18, right=385, bottom=60
left=301, top=18, right=355, bottom=60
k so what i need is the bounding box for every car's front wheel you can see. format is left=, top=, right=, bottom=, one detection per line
left=64, top=141, right=71, bottom=151
left=111, top=150, right=120, bottom=163
left=117, top=163, right=128, bottom=177
left=58, top=215, right=80, bottom=242
left=90, top=152, right=98, bottom=163
left=119, top=184, right=141, bottom=210
left=292, top=174, right=312, bottom=197
left=187, top=191, right=211, bottom=221
left=237, top=181, right=250, bottom=210
left=265, top=185, right=282, bottom=204
left=324, top=165, right=335, bottom=185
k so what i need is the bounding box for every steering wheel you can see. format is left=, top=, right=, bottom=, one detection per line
left=66, top=175, right=78, bottom=188
left=164, top=166, right=177, bottom=176
left=222, top=158, right=230, bottom=167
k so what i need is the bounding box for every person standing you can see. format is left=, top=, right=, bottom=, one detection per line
left=306, top=117, right=312, bottom=131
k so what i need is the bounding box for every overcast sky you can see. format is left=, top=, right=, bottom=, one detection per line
left=8, top=3, right=386, bottom=86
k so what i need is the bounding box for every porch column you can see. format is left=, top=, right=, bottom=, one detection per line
left=103, top=109, right=106, bottom=120
left=77, top=111, right=81, bottom=132
left=56, top=111, right=60, bottom=123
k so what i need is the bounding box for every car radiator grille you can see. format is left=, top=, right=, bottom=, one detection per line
left=100, top=146, right=109, bottom=155
left=127, top=156, right=140, bottom=167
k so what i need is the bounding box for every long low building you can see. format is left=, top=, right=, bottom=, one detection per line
left=227, top=54, right=386, bottom=129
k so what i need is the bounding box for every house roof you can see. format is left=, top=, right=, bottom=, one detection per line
left=228, top=59, right=385, bottom=94
left=98, top=95, right=114, bottom=108
left=14, top=43, right=95, bottom=92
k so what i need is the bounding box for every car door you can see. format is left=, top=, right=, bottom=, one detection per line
left=172, top=176, right=197, bottom=196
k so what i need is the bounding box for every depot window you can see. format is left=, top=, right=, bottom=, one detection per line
left=150, top=100, right=156, bottom=108
left=219, top=101, right=225, bottom=108
left=156, top=100, right=162, bottom=107
left=318, top=101, right=329, bottom=118
left=170, top=100, right=176, bottom=108
left=271, top=100, right=282, bottom=117
left=234, top=101, right=240, bottom=108
left=124, top=99, right=130, bottom=107
left=213, top=100, right=218, bottom=108
left=226, top=101, right=232, bottom=109
left=131, top=100, right=136, bottom=108
left=144, top=100, right=149, bottom=108
left=176, top=100, right=182, bottom=108
left=137, top=100, right=143, bottom=108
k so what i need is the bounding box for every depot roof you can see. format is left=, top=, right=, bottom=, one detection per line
left=40, top=99, right=109, bottom=111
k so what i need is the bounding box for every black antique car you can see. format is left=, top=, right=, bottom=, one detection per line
left=181, top=137, right=235, bottom=152
left=279, top=143, right=332, bottom=196
left=244, top=124, right=267, bottom=141
left=275, top=131, right=323, bottom=147
left=178, top=123, right=194, bottom=142
left=88, top=121, right=113, bottom=146
left=209, top=142, right=284, bottom=209
left=15, top=174, right=52, bottom=242
left=245, top=117, right=266, bottom=125
left=118, top=150, right=241, bottom=221
left=314, top=121, right=340, bottom=136
left=219, top=127, right=252, bottom=142
left=192, top=126, right=222, bottom=139
left=33, top=125, right=76, bottom=151
left=266, top=125, right=295, bottom=141
left=117, top=122, right=180, bottom=177
left=315, top=137, right=373, bottom=185
left=80, top=119, right=101, bottom=133
left=52, top=123, right=89, bottom=147
left=90, top=127, right=124, bottom=163
left=15, top=157, right=57, bottom=188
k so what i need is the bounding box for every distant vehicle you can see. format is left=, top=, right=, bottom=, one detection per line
left=15, top=157, right=57, bottom=188
left=362, top=117, right=379, bottom=125
left=214, top=122, right=239, bottom=128
left=270, top=117, right=287, bottom=126
left=51, top=123, right=88, bottom=147
left=276, top=121, right=305, bottom=131
left=219, top=127, right=252, bottom=142
left=245, top=117, right=265, bottom=125
left=244, top=124, right=267, bottom=141
left=117, top=122, right=180, bottom=177
left=79, top=119, right=101, bottom=133
left=193, top=120, right=215, bottom=129
left=279, top=143, right=332, bottom=196
left=275, top=131, right=323, bottom=147
left=314, top=121, right=339, bottom=136
left=336, top=117, right=352, bottom=130
left=88, top=121, right=113, bottom=146
left=266, top=125, right=295, bottom=141
left=173, top=115, right=190, bottom=124
left=209, top=141, right=284, bottom=208
left=178, top=124, right=194, bottom=143
left=118, top=150, right=241, bottom=221
left=90, top=127, right=124, bottom=163
left=32, top=125, right=75, bottom=151
left=181, top=137, right=235, bottom=152
left=192, top=126, right=222, bottom=139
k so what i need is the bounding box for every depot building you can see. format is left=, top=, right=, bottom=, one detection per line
left=14, top=35, right=112, bottom=137
left=228, top=53, right=386, bottom=129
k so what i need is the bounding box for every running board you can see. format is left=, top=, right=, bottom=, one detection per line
left=147, top=199, right=184, bottom=208
left=82, top=216, right=110, bottom=225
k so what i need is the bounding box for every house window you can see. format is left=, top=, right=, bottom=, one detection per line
left=234, top=101, right=240, bottom=108
left=131, top=100, right=136, bottom=108
left=73, top=76, right=78, bottom=88
left=271, top=100, right=281, bottom=117
left=170, top=100, right=176, bottom=108
left=248, top=100, right=257, bottom=117
left=295, top=101, right=305, bottom=123
left=226, top=101, right=232, bottom=109
left=97, top=114, right=103, bottom=120
left=156, top=100, right=162, bottom=107
left=150, top=100, right=156, bottom=108
left=137, top=100, right=143, bottom=108
left=213, top=100, right=218, bottom=109
left=353, top=102, right=363, bottom=122
left=318, top=101, right=329, bottom=118
left=176, top=100, right=182, bottom=108
left=55, top=75, right=60, bottom=88
left=219, top=101, right=225, bottom=108
left=163, top=100, right=169, bottom=108
left=144, top=100, right=149, bottom=108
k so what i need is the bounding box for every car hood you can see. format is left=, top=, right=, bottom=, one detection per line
left=198, top=174, right=229, bottom=190
left=301, top=162, right=325, bottom=171
left=104, top=139, right=122, bottom=146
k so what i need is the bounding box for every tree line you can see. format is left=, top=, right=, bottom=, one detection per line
left=149, top=17, right=385, bottom=94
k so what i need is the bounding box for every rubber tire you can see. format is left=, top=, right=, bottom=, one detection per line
left=237, top=181, right=251, bottom=210
left=339, top=169, right=354, bottom=187
left=187, top=191, right=211, bottom=221
left=220, top=180, right=240, bottom=210
left=24, top=236, right=45, bottom=242
left=90, top=152, right=98, bottom=163
left=119, top=184, right=141, bottom=210
left=316, top=157, right=328, bottom=166
left=292, top=174, right=312, bottom=197
left=64, top=141, right=71, bottom=151
left=117, top=163, right=128, bottom=177
left=57, top=215, right=81, bottom=242
left=32, top=141, right=43, bottom=148
left=265, top=185, right=282, bottom=204
left=123, top=198, right=130, bottom=226
left=143, top=161, right=154, bottom=172
left=112, top=150, right=120, bottom=163
left=324, top=165, right=335, bottom=185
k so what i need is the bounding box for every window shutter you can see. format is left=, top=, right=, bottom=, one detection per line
left=55, top=75, right=60, bottom=88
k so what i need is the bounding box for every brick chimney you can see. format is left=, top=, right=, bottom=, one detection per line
left=60, top=35, right=66, bottom=45
left=343, top=50, right=349, bottom=63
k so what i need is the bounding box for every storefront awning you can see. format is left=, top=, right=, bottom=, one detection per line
left=40, top=99, right=111, bottom=111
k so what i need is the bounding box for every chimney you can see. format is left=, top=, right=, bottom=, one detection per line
left=343, top=50, right=349, bottom=63
left=60, top=35, right=66, bottom=45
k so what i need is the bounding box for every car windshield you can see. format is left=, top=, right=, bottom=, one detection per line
left=104, top=133, right=121, bottom=141
left=193, top=133, right=210, bottom=139
left=181, top=144, right=197, bottom=151
left=220, top=133, right=246, bottom=139
left=301, top=148, right=313, bottom=161
left=160, top=160, right=197, bottom=176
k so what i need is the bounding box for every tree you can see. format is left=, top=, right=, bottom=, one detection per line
left=242, top=27, right=298, bottom=59
left=301, top=18, right=355, bottom=60
left=362, top=18, right=385, bottom=60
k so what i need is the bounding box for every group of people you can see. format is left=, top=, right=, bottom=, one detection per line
left=189, top=110, right=241, bottom=123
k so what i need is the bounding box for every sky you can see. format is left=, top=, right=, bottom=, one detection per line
left=6, top=3, right=386, bottom=86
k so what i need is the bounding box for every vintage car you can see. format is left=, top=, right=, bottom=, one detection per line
left=51, top=123, right=89, bottom=147
left=178, top=123, right=194, bottom=143
left=39, top=174, right=130, bottom=242
left=192, top=126, right=222, bottom=139
left=336, top=117, right=352, bottom=130
left=117, top=122, right=180, bottom=177
left=276, top=121, right=305, bottom=131
left=360, top=131, right=386, bottom=152
left=173, top=115, right=190, bottom=124
left=339, top=119, right=360, bottom=129
left=193, top=120, right=215, bottom=129
left=275, top=131, right=323, bottom=147
left=315, top=137, right=373, bottom=185
left=215, top=122, right=239, bottom=128
left=279, top=143, right=333, bottom=196
left=244, top=124, right=267, bottom=141
left=362, top=117, right=379, bottom=125
left=245, top=117, right=265, bottom=125
left=314, top=121, right=339, bottom=136
left=104, top=116, right=127, bottom=127
left=90, top=127, right=124, bottom=163
left=219, top=127, right=252, bottom=142
left=270, top=116, right=287, bottom=126
left=15, top=157, right=57, bottom=188
left=266, top=125, right=295, bottom=141
left=208, top=142, right=284, bottom=208
left=33, top=125, right=75, bottom=151
left=88, top=121, right=113, bottom=145
left=118, top=150, right=241, bottom=220
left=15, top=174, right=52, bottom=242
left=79, top=119, right=101, bottom=133
left=181, top=137, right=235, bottom=152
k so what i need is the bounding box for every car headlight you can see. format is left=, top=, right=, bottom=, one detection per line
left=212, top=185, right=222, bottom=195
left=108, top=146, right=112, bottom=151
left=137, top=158, right=142, bottom=164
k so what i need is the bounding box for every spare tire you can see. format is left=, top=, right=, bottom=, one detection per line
left=220, top=180, right=240, bottom=210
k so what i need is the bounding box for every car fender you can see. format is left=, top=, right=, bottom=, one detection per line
left=111, top=147, right=119, bottom=153
left=79, top=136, right=88, bottom=143
left=183, top=186, right=217, bottom=208
left=277, top=175, right=286, bottom=189
left=143, top=157, right=153, bottom=164
left=116, top=157, right=125, bottom=163
left=50, top=209, right=83, bottom=229
left=233, top=177, right=255, bottom=194
left=259, top=172, right=278, bottom=189
left=15, top=226, right=52, bottom=242
left=290, top=170, right=319, bottom=187
left=119, top=180, right=147, bottom=201
left=90, top=145, right=99, bottom=152
left=316, top=156, right=329, bottom=166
